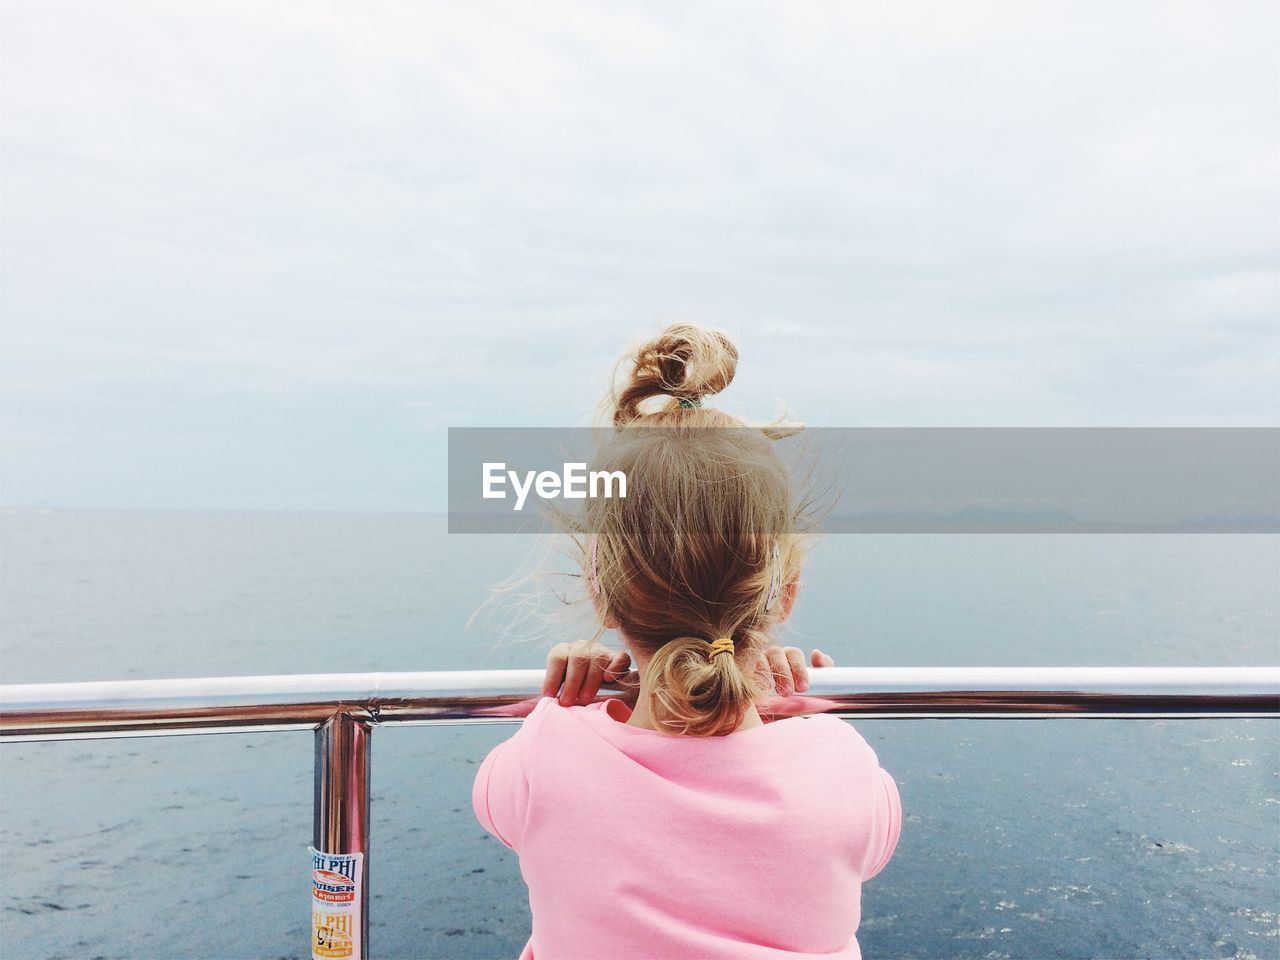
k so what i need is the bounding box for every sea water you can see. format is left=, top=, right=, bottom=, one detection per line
left=1, top=511, right=1276, bottom=959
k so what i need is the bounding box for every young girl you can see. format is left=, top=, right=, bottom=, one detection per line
left=472, top=324, right=901, bottom=960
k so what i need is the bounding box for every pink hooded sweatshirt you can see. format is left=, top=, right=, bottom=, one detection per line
left=472, top=695, right=902, bottom=960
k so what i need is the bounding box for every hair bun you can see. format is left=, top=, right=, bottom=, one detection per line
left=612, top=323, right=739, bottom=426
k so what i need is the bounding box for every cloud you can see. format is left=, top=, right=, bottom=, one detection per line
left=1, top=0, right=1276, bottom=507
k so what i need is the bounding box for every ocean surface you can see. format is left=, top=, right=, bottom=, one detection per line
left=1, top=511, right=1277, bottom=960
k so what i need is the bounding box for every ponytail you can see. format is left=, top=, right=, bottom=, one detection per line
left=644, top=634, right=766, bottom=737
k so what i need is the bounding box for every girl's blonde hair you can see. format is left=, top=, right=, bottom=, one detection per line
left=583, top=322, right=814, bottom=737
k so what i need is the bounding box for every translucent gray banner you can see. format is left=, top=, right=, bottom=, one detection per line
left=447, top=427, right=1279, bottom=534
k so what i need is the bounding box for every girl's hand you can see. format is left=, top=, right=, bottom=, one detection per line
left=756, top=646, right=835, bottom=697
left=543, top=640, right=637, bottom=707
left=541, top=640, right=833, bottom=705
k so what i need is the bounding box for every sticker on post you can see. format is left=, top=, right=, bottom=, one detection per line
left=309, top=846, right=363, bottom=959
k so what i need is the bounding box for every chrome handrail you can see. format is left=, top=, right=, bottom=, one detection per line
left=1, top=667, right=1276, bottom=741
left=2, top=667, right=1277, bottom=960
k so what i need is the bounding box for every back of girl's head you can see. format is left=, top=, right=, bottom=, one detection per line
left=585, top=323, right=812, bottom=738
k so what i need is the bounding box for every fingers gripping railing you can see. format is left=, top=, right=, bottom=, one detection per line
left=3, top=667, right=1278, bottom=959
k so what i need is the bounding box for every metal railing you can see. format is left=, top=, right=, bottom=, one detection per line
left=3, top=667, right=1278, bottom=959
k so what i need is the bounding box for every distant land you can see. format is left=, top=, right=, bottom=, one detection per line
left=824, top=507, right=1280, bottom=533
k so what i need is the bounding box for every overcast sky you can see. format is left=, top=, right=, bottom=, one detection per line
left=2, top=1, right=1276, bottom=510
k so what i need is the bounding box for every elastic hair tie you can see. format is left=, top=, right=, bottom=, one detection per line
left=707, top=637, right=735, bottom=658
left=677, top=396, right=702, bottom=409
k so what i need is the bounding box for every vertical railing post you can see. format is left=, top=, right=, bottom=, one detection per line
left=314, top=712, right=371, bottom=959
